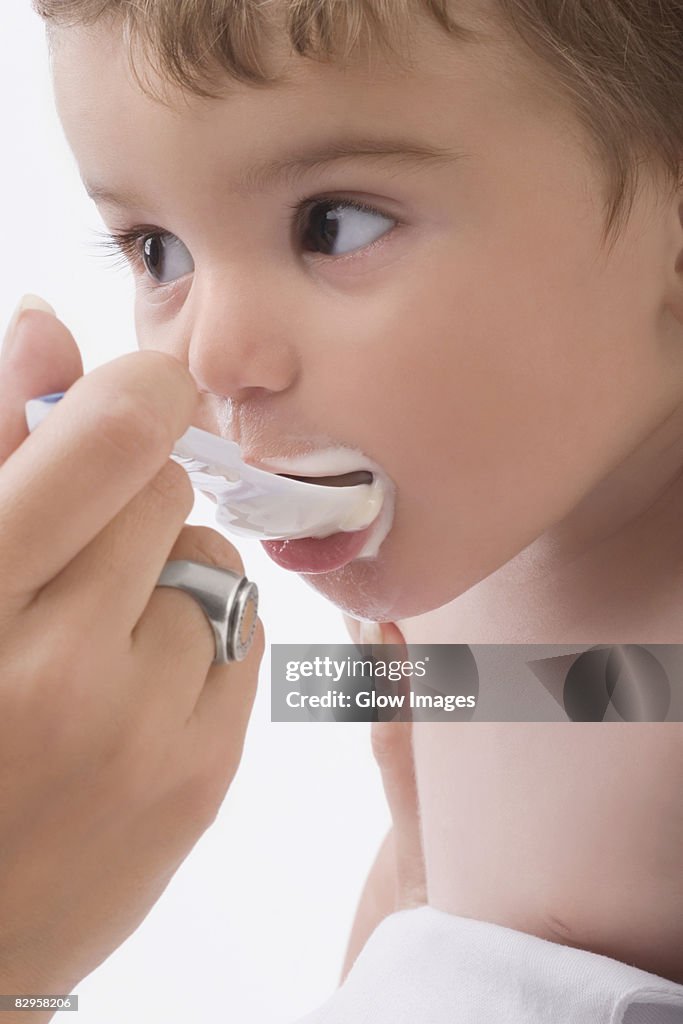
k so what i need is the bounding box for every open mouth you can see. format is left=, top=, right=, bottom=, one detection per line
left=276, top=470, right=374, bottom=488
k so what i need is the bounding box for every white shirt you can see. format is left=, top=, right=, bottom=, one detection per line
left=294, top=906, right=683, bottom=1023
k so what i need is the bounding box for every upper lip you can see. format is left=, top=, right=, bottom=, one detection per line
left=193, top=409, right=376, bottom=479
left=240, top=448, right=378, bottom=482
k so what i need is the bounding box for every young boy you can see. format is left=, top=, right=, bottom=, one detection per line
left=15, top=0, right=683, bottom=1020
left=37, top=0, right=683, bottom=638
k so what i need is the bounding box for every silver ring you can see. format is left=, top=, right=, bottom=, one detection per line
left=155, top=559, right=259, bottom=663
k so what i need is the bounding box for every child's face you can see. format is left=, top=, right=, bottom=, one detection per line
left=50, top=10, right=681, bottom=621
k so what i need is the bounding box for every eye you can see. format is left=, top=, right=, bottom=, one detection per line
left=296, top=198, right=396, bottom=257
left=93, top=195, right=397, bottom=287
left=93, top=226, right=194, bottom=286
left=139, top=232, right=194, bottom=284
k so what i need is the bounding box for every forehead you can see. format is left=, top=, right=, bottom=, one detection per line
left=48, top=2, right=530, bottom=122
left=48, top=10, right=562, bottom=214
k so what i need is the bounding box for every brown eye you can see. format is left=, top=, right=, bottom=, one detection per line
left=299, top=199, right=395, bottom=257
left=141, top=232, right=194, bottom=283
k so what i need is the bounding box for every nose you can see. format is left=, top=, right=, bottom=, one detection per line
left=187, top=271, right=300, bottom=399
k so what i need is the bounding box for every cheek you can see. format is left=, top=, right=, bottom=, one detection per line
left=299, top=226, right=668, bottom=618
left=368, top=224, right=664, bottom=526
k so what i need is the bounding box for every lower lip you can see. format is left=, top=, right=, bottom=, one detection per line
left=260, top=520, right=378, bottom=573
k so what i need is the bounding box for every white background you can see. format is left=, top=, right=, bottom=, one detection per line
left=1, top=4, right=389, bottom=1021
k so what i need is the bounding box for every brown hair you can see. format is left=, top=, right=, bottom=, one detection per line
left=33, top=0, right=683, bottom=245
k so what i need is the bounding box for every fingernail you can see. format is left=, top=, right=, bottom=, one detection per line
left=359, top=621, right=384, bottom=646
left=2, top=294, right=57, bottom=361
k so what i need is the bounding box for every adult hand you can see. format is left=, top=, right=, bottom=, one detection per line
left=368, top=621, right=427, bottom=912
left=340, top=619, right=426, bottom=981
left=0, top=298, right=264, bottom=1016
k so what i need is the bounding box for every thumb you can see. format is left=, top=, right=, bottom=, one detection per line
left=0, top=295, right=84, bottom=466
left=369, top=621, right=427, bottom=910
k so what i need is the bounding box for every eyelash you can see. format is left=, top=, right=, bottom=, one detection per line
left=91, top=195, right=395, bottom=283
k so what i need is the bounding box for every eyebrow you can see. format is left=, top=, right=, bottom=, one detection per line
left=83, top=135, right=465, bottom=209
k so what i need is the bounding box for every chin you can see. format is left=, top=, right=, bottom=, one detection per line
left=296, top=537, right=470, bottom=621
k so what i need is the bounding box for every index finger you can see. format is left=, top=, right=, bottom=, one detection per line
left=0, top=349, right=198, bottom=601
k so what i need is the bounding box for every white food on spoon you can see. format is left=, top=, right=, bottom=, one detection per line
left=24, top=395, right=396, bottom=551
left=258, top=447, right=396, bottom=554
